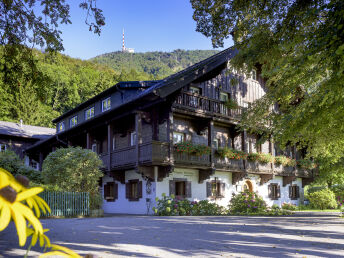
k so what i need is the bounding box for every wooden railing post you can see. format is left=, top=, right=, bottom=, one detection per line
left=86, top=132, right=91, bottom=149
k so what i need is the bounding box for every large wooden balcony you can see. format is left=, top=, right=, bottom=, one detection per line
left=99, top=141, right=313, bottom=178
left=174, top=92, right=242, bottom=119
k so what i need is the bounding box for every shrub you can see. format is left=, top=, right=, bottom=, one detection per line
left=307, top=188, right=337, bottom=210
left=229, top=190, right=267, bottom=214
left=42, top=147, right=103, bottom=194
left=282, top=202, right=297, bottom=211
left=267, top=204, right=293, bottom=215
left=174, top=142, right=211, bottom=156
left=153, top=194, right=226, bottom=216
left=0, top=150, right=43, bottom=183
left=90, top=192, right=103, bottom=210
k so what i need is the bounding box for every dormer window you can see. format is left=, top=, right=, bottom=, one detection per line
left=189, top=86, right=201, bottom=95
left=70, top=116, right=78, bottom=128
left=251, top=69, right=257, bottom=81
left=85, top=107, right=95, bottom=120
left=57, top=121, right=65, bottom=132
left=102, top=97, right=111, bottom=112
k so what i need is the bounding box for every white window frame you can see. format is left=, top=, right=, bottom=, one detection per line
left=57, top=121, right=65, bottom=132
left=0, top=144, right=7, bottom=152
left=213, top=139, right=219, bottom=149
left=91, top=143, right=97, bottom=153
left=85, top=107, right=95, bottom=120
left=69, top=116, right=78, bottom=128
left=130, top=132, right=137, bottom=146
left=220, top=92, right=229, bottom=102
left=173, top=132, right=184, bottom=144
left=189, top=86, right=200, bottom=95
left=102, top=97, right=111, bottom=112
left=30, top=160, right=39, bottom=170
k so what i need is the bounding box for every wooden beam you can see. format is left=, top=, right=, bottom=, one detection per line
left=166, top=111, right=174, bottom=164
left=208, top=120, right=215, bottom=168
left=107, top=124, right=113, bottom=170
left=135, top=112, right=142, bottom=168
left=232, top=172, right=246, bottom=185
left=39, top=152, right=44, bottom=171
left=86, top=132, right=91, bottom=149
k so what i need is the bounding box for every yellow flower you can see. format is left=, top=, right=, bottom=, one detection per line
left=40, top=244, right=82, bottom=258
left=0, top=168, right=44, bottom=246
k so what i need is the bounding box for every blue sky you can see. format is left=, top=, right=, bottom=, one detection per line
left=59, top=0, right=233, bottom=59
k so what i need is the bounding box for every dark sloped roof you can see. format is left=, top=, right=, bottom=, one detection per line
left=52, top=80, right=162, bottom=123
left=0, top=121, right=55, bottom=140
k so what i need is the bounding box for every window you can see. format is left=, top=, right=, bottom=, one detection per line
left=91, top=143, right=97, bottom=153
left=169, top=179, right=191, bottom=198
left=29, top=160, right=39, bottom=170
left=173, top=132, right=184, bottom=144
left=112, top=136, right=116, bottom=151
left=104, top=182, right=118, bottom=202
left=289, top=185, right=300, bottom=200
left=251, top=69, right=257, bottom=80
left=69, top=116, right=78, bottom=128
left=189, top=86, right=200, bottom=107
left=207, top=178, right=225, bottom=198
left=220, top=92, right=229, bottom=102
left=102, top=97, right=111, bottom=112
left=126, top=180, right=142, bottom=201
left=130, top=132, right=137, bottom=146
left=85, top=107, right=95, bottom=120
left=57, top=121, right=65, bottom=132
left=189, top=86, right=201, bottom=95
left=268, top=183, right=280, bottom=200
left=213, top=139, right=219, bottom=149
left=0, top=144, right=7, bottom=152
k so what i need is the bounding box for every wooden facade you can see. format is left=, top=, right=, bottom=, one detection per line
left=25, top=48, right=314, bottom=199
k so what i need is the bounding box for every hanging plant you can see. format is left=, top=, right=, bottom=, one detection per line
left=223, top=99, right=239, bottom=109
left=274, top=156, right=296, bottom=167
left=216, top=147, right=247, bottom=160
left=174, top=142, right=211, bottom=156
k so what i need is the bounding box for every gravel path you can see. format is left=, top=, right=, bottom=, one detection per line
left=1, top=215, right=344, bottom=257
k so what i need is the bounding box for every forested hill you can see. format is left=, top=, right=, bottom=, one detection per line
left=90, top=49, right=219, bottom=78
left=0, top=49, right=218, bottom=128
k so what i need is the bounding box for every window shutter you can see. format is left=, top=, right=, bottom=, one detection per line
left=125, top=183, right=130, bottom=199
left=104, top=184, right=109, bottom=199
left=206, top=182, right=212, bottom=197
left=268, top=184, right=272, bottom=199
left=138, top=181, right=143, bottom=199
left=114, top=183, right=118, bottom=200
left=169, top=180, right=175, bottom=196
left=296, top=186, right=300, bottom=198
left=277, top=185, right=281, bottom=199
left=289, top=185, right=292, bottom=198
left=186, top=181, right=192, bottom=198
left=220, top=182, right=226, bottom=197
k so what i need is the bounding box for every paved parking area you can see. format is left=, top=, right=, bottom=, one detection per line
left=1, top=215, right=344, bottom=257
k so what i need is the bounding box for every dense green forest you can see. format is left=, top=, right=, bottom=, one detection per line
left=0, top=49, right=218, bottom=128
left=90, top=49, right=219, bottom=78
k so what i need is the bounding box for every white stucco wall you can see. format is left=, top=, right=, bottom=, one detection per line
left=102, top=168, right=304, bottom=214
left=102, top=170, right=156, bottom=215
left=233, top=174, right=303, bottom=207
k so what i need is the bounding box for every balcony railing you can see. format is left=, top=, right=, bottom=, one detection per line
left=174, top=151, right=210, bottom=166
left=174, top=92, right=242, bottom=118
left=215, top=157, right=245, bottom=171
